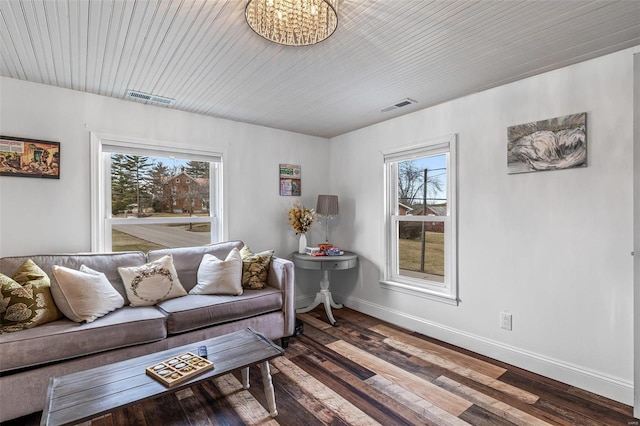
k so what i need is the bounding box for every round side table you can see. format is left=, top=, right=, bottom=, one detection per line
left=292, top=251, right=358, bottom=326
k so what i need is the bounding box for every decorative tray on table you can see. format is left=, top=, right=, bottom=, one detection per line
left=146, top=352, right=214, bottom=387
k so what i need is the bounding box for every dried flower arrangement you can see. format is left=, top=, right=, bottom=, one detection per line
left=287, top=201, right=317, bottom=235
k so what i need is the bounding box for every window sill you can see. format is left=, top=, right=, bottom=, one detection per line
left=380, top=280, right=459, bottom=306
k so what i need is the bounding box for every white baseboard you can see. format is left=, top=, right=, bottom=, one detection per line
left=337, top=294, right=633, bottom=405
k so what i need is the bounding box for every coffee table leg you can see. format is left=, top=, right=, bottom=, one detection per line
left=242, top=367, right=250, bottom=389
left=259, top=361, right=278, bottom=417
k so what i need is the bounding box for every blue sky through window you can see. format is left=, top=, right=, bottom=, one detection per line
left=405, top=154, right=447, bottom=204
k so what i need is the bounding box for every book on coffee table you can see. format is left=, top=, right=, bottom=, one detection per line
left=145, top=352, right=214, bottom=387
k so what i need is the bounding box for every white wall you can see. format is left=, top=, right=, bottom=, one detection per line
left=328, top=46, right=639, bottom=404
left=0, top=77, right=329, bottom=259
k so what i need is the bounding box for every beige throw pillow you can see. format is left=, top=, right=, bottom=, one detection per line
left=0, top=259, right=61, bottom=333
left=190, top=248, right=243, bottom=296
left=118, top=254, right=187, bottom=306
left=239, top=246, right=273, bottom=290
left=51, top=265, right=124, bottom=323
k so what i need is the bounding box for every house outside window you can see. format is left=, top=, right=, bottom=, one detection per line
left=382, top=134, right=458, bottom=304
left=90, top=133, right=223, bottom=252
left=162, top=168, right=209, bottom=214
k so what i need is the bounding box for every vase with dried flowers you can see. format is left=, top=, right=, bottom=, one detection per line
left=287, top=201, right=317, bottom=253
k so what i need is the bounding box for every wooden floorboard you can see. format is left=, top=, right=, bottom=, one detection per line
left=3, top=307, right=636, bottom=426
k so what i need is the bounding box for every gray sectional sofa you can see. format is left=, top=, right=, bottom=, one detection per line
left=0, top=240, right=295, bottom=422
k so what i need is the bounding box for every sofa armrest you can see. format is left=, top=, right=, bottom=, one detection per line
left=267, top=257, right=295, bottom=337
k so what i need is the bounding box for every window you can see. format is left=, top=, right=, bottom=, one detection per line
left=382, top=134, right=458, bottom=304
left=91, top=133, right=223, bottom=252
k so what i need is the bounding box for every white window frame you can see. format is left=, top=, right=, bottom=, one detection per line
left=381, top=134, right=458, bottom=305
left=90, top=132, right=223, bottom=252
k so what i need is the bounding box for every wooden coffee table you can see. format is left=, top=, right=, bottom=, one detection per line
left=40, top=328, right=284, bottom=426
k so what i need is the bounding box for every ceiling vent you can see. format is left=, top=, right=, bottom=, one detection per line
left=381, top=98, right=417, bottom=113
left=125, top=90, right=175, bottom=106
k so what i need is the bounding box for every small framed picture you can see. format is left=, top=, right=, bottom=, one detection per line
left=279, top=163, right=301, bottom=196
left=0, top=136, right=60, bottom=179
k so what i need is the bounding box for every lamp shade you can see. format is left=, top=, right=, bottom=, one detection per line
left=316, top=195, right=339, bottom=217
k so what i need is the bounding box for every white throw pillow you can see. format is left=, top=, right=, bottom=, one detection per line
left=190, top=248, right=243, bottom=296
left=118, top=254, right=187, bottom=306
left=51, top=264, right=124, bottom=323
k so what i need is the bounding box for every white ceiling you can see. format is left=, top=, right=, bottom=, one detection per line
left=1, top=0, right=639, bottom=138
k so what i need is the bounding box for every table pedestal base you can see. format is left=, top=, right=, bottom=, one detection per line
left=296, top=270, right=342, bottom=325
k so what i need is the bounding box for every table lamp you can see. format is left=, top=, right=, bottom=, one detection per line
left=316, top=194, right=339, bottom=244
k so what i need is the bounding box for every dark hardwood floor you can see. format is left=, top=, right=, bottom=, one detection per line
left=5, top=307, right=636, bottom=425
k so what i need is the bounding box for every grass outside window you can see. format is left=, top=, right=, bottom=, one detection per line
left=398, top=231, right=444, bottom=277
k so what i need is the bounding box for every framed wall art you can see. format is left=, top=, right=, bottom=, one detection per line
left=279, top=163, right=301, bottom=196
left=507, top=112, right=586, bottom=174
left=0, top=136, right=60, bottom=179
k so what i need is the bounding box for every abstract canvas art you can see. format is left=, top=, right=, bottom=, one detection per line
left=507, top=113, right=587, bottom=174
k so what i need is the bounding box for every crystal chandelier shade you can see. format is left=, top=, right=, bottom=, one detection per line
left=245, top=0, right=338, bottom=46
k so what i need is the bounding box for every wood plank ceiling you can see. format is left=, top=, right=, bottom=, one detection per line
left=1, top=0, right=639, bottom=138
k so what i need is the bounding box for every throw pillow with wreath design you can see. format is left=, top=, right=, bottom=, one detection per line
left=118, top=255, right=187, bottom=306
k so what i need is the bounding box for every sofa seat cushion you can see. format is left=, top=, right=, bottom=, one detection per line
left=157, top=288, right=283, bottom=335
left=0, top=306, right=167, bottom=373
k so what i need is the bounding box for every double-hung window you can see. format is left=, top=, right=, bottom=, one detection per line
left=90, top=133, right=223, bottom=252
left=382, top=134, right=458, bottom=304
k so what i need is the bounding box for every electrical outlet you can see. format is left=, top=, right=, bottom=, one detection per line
left=500, top=311, right=512, bottom=331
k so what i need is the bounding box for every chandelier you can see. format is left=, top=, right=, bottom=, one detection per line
left=245, top=0, right=338, bottom=46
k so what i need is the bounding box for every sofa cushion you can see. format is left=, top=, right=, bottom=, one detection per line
left=157, top=288, right=283, bottom=334
left=190, top=249, right=243, bottom=296
left=0, top=306, right=167, bottom=373
left=0, top=259, right=61, bottom=332
left=51, top=265, right=125, bottom=323
left=239, top=246, right=273, bottom=290
left=147, top=241, right=245, bottom=293
left=118, top=254, right=187, bottom=306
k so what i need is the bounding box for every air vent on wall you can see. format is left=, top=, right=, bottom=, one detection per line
left=125, top=90, right=175, bottom=106
left=381, top=98, right=417, bottom=113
